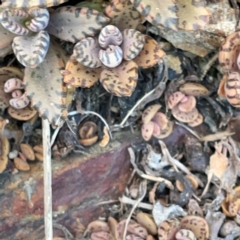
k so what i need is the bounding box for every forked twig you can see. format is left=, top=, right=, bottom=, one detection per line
left=42, top=118, right=53, bottom=240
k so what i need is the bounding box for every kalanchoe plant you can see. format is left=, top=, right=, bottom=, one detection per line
left=63, top=0, right=165, bottom=97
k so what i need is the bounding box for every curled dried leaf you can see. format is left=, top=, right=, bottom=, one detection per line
left=179, top=82, right=209, bottom=96
left=136, top=212, right=158, bottom=235
left=142, top=104, right=162, bottom=124
left=79, top=121, right=98, bottom=146
left=172, top=105, right=198, bottom=123
left=168, top=91, right=186, bottom=109
left=188, top=113, right=203, bottom=127
left=100, top=60, right=138, bottom=97
left=8, top=105, right=37, bottom=121
left=158, top=218, right=181, bottom=240
left=14, top=157, right=30, bottom=171
left=20, top=143, right=35, bottom=161
left=99, top=126, right=110, bottom=147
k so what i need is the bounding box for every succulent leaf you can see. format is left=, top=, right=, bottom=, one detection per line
left=100, top=60, right=138, bottom=97
left=63, top=57, right=101, bottom=88
left=26, top=8, right=50, bottom=32
left=177, top=0, right=210, bottom=30
left=133, top=36, right=165, bottom=68
left=121, top=29, right=145, bottom=61
left=1, top=0, right=69, bottom=8
left=73, top=37, right=101, bottom=68
left=0, top=67, right=23, bottom=111
left=46, top=6, right=110, bottom=43
left=105, top=0, right=143, bottom=31
left=24, top=43, right=69, bottom=127
left=129, top=0, right=178, bottom=30
left=0, top=9, right=29, bottom=35
left=12, top=30, right=50, bottom=68
left=8, top=106, right=37, bottom=121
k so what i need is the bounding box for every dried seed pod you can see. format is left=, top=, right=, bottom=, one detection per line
left=175, top=229, right=196, bottom=240
left=35, top=153, right=43, bottom=161
left=85, top=220, right=109, bottom=233
left=172, top=106, right=199, bottom=123
left=79, top=121, right=98, bottom=147
left=98, top=25, right=122, bottom=48
left=151, top=112, right=168, bottom=131
left=9, top=92, right=30, bottom=109
left=20, top=143, right=35, bottom=161
left=136, top=212, right=157, bottom=235
left=142, top=104, right=162, bottom=124
left=74, top=37, right=101, bottom=68
left=158, top=218, right=181, bottom=240
left=168, top=91, right=186, bottom=109
left=179, top=82, right=209, bottom=96
left=108, top=217, right=118, bottom=240
left=154, top=121, right=173, bottom=139
left=180, top=216, right=209, bottom=240
left=224, top=72, right=240, bottom=107
left=8, top=105, right=37, bottom=121
left=99, top=45, right=123, bottom=68
left=14, top=157, right=30, bottom=171
left=33, top=145, right=43, bottom=154
left=26, top=8, right=50, bottom=32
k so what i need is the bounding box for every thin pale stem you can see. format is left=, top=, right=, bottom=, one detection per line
left=42, top=118, right=53, bottom=240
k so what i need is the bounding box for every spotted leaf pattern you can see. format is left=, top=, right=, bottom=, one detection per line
left=46, top=6, right=110, bottom=43
left=105, top=0, right=143, bottom=31
left=130, top=0, right=178, bottom=30
left=100, top=60, right=138, bottom=97
left=12, top=30, right=50, bottom=68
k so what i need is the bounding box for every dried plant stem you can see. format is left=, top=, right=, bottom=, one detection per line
left=42, top=118, right=53, bottom=240
left=119, top=195, right=153, bottom=210
left=200, top=53, right=218, bottom=81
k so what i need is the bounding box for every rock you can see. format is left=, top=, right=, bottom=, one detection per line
left=150, top=0, right=237, bottom=57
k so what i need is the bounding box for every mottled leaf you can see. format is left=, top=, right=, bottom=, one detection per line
left=100, top=60, right=138, bottom=97
left=177, top=0, right=210, bottom=30
left=73, top=37, right=101, bottom=68
left=24, top=43, right=68, bottom=127
left=121, top=29, right=145, bottom=61
left=1, top=0, right=69, bottom=8
left=12, top=31, right=50, bottom=68
left=46, top=6, right=110, bottom=43
left=63, top=57, right=101, bottom=87
left=0, top=9, right=29, bottom=35
left=105, top=0, right=143, bottom=31
left=130, top=0, right=178, bottom=30
left=133, top=36, right=165, bottom=68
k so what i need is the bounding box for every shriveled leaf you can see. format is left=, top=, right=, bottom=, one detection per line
left=105, top=0, right=143, bottom=31
left=46, top=6, right=110, bottom=43
left=73, top=37, right=101, bottom=68
left=134, top=36, right=165, bottom=68
left=8, top=105, right=37, bottom=121
left=122, top=29, right=145, bottom=61
left=24, top=43, right=68, bottom=127
left=1, top=0, right=69, bottom=8
left=0, top=9, right=29, bottom=35
left=100, top=60, right=138, bottom=97
left=26, top=8, right=50, bottom=32
left=63, top=57, right=101, bottom=87
left=12, top=31, right=50, bottom=68
left=0, top=24, right=15, bottom=51
left=130, top=0, right=178, bottom=30
left=177, top=0, right=210, bottom=31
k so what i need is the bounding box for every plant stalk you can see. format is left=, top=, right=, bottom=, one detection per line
left=42, top=118, right=53, bottom=240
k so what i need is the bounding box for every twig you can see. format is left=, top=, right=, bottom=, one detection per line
left=123, top=180, right=147, bottom=240
left=42, top=118, right=53, bottom=240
